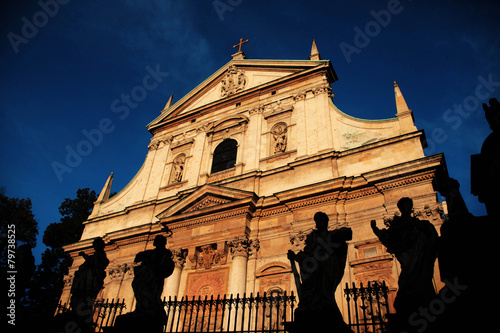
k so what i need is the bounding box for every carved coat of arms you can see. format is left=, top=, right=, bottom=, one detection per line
left=220, top=65, right=247, bottom=97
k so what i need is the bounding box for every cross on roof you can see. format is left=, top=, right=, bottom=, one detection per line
left=233, top=38, right=249, bottom=53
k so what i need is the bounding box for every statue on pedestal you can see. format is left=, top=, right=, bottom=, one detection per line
left=70, top=237, right=109, bottom=315
left=286, top=212, right=353, bottom=333
left=51, top=237, right=109, bottom=333
left=112, top=234, right=174, bottom=333
left=371, top=197, right=438, bottom=330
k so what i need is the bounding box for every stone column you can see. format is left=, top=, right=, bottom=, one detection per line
left=227, top=236, right=260, bottom=296
left=164, top=249, right=188, bottom=298
left=227, top=236, right=259, bottom=330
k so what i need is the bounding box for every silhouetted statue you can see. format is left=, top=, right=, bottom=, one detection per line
left=70, top=237, right=109, bottom=313
left=286, top=212, right=353, bottom=333
left=132, top=235, right=174, bottom=319
left=112, top=234, right=174, bottom=333
left=51, top=237, right=109, bottom=333
left=472, top=97, right=500, bottom=220
left=371, top=198, right=438, bottom=324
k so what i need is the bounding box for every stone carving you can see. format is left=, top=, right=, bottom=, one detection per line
left=171, top=249, right=188, bottom=269
left=148, top=135, right=174, bottom=150
left=220, top=65, right=247, bottom=97
left=170, top=154, right=186, bottom=184
left=271, top=123, right=288, bottom=154
left=189, top=244, right=226, bottom=269
left=107, top=263, right=134, bottom=280
left=184, top=196, right=231, bottom=213
left=227, top=236, right=260, bottom=258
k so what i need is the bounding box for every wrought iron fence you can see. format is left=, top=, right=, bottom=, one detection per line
left=55, top=298, right=126, bottom=332
left=162, top=291, right=296, bottom=333
left=344, top=281, right=391, bottom=333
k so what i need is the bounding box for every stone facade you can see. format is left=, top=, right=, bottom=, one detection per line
left=59, top=43, right=447, bottom=319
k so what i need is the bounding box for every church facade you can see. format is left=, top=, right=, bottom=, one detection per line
left=59, top=41, right=448, bottom=318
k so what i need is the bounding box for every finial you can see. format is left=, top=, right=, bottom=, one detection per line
left=309, top=39, right=322, bottom=60
left=162, top=94, right=174, bottom=113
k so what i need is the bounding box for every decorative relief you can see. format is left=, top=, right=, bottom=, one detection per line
left=186, top=268, right=229, bottom=298
left=184, top=196, right=231, bottom=213
left=107, top=263, right=134, bottom=280
left=414, top=204, right=444, bottom=224
left=189, top=244, right=227, bottom=269
left=270, top=122, right=288, bottom=154
left=63, top=274, right=74, bottom=288
left=172, top=248, right=188, bottom=269
left=289, top=230, right=310, bottom=251
left=312, top=85, right=333, bottom=97
left=249, top=105, right=265, bottom=115
left=148, top=135, right=174, bottom=150
left=292, top=90, right=307, bottom=102
left=227, top=236, right=260, bottom=259
left=220, top=65, right=247, bottom=97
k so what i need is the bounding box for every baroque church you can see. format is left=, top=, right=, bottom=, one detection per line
left=59, top=40, right=448, bottom=319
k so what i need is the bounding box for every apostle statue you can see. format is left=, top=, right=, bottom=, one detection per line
left=131, top=235, right=175, bottom=321
left=371, top=197, right=438, bottom=323
left=70, top=237, right=109, bottom=314
left=287, top=212, right=353, bottom=332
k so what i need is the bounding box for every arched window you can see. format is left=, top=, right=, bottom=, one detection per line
left=211, top=139, right=237, bottom=173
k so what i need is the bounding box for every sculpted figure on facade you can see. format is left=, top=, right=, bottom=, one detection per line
left=271, top=123, right=288, bottom=154
left=287, top=212, right=353, bottom=332
left=170, top=154, right=186, bottom=184
left=371, top=197, right=438, bottom=322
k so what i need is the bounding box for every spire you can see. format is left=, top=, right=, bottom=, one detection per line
left=162, top=94, right=174, bottom=113
left=394, top=81, right=410, bottom=114
left=393, top=81, right=417, bottom=134
left=95, top=172, right=114, bottom=204
left=309, top=39, right=322, bottom=60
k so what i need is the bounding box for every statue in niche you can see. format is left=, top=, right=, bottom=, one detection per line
left=286, top=212, right=353, bottom=333
left=171, top=154, right=186, bottom=183
left=271, top=123, right=287, bottom=154
left=70, top=237, right=109, bottom=313
left=371, top=197, right=438, bottom=324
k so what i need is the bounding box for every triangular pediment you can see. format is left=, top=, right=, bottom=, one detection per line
left=156, top=185, right=257, bottom=221
left=147, top=59, right=336, bottom=132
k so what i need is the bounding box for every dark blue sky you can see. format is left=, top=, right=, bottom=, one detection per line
left=1, top=0, right=499, bottom=263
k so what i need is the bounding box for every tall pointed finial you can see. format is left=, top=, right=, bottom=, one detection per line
left=393, top=81, right=417, bottom=133
left=89, top=172, right=114, bottom=219
left=309, top=39, right=322, bottom=60
left=162, top=94, right=174, bottom=113
left=394, top=81, right=410, bottom=114
left=95, top=172, right=114, bottom=204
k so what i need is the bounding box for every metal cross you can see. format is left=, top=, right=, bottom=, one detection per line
left=233, top=38, right=249, bottom=53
